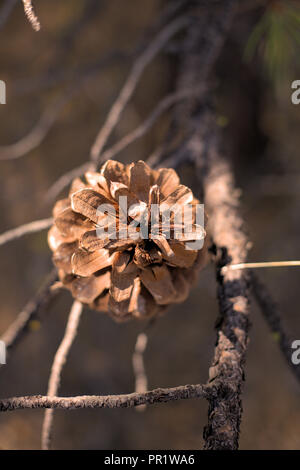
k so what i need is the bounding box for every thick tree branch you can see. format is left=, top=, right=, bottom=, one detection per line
left=0, top=90, right=74, bottom=160
left=45, top=163, right=90, bottom=204
left=45, top=17, right=191, bottom=203
left=45, top=88, right=189, bottom=203
left=201, top=126, right=250, bottom=450
left=99, top=87, right=204, bottom=164
left=182, top=105, right=251, bottom=450
left=174, top=0, right=250, bottom=450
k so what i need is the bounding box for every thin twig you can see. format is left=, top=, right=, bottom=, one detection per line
left=41, top=301, right=83, bottom=450
left=1, top=49, right=121, bottom=161
left=45, top=163, right=91, bottom=204
left=44, top=88, right=198, bottom=203
left=100, top=87, right=204, bottom=163
left=0, top=91, right=74, bottom=161
left=132, top=333, right=148, bottom=412
left=22, top=0, right=40, bottom=32
left=250, top=272, right=300, bottom=383
left=89, top=16, right=189, bottom=164
left=0, top=269, right=59, bottom=352
left=200, top=114, right=250, bottom=450
left=0, top=383, right=211, bottom=412
left=0, top=217, right=53, bottom=247
left=44, top=17, right=190, bottom=203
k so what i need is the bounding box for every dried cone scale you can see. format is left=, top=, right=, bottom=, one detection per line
left=48, top=160, right=208, bottom=322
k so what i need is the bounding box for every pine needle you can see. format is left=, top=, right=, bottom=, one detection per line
left=222, top=260, right=300, bottom=274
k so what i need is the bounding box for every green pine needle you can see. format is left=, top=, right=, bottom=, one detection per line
left=245, top=0, right=300, bottom=82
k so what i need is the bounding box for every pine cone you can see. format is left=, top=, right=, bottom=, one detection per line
left=48, top=160, right=208, bottom=322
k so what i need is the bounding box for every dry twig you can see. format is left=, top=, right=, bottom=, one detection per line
left=100, top=87, right=204, bottom=163
left=41, top=301, right=83, bottom=450
left=0, top=383, right=211, bottom=412
left=89, top=16, right=188, bottom=164
left=0, top=217, right=53, bottom=247
left=251, top=272, right=300, bottom=383
left=45, top=163, right=91, bottom=204
left=45, top=88, right=190, bottom=203
left=45, top=19, right=191, bottom=203
left=132, top=333, right=148, bottom=412
left=0, top=269, right=59, bottom=352
left=0, top=92, right=73, bottom=160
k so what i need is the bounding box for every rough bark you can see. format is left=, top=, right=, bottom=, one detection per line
left=0, top=384, right=211, bottom=412
left=175, top=0, right=251, bottom=449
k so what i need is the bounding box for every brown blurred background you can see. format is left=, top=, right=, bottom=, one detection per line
left=0, top=0, right=299, bottom=449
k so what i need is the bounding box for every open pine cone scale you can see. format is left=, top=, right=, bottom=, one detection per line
left=48, top=160, right=208, bottom=322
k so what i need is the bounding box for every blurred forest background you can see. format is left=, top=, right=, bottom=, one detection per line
left=0, top=0, right=300, bottom=449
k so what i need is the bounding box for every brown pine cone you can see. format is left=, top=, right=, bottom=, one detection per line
left=48, top=160, right=208, bottom=322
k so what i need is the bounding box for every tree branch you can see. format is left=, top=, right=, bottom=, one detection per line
left=97, top=87, right=204, bottom=163
left=41, top=300, right=83, bottom=450
left=0, top=383, right=211, bottom=412
left=132, top=332, right=148, bottom=412
left=45, top=163, right=90, bottom=204
left=1, top=269, right=59, bottom=352
left=89, top=16, right=189, bottom=165
left=250, top=272, right=300, bottom=383
left=0, top=217, right=53, bottom=246
left=0, top=90, right=74, bottom=160
left=174, top=0, right=250, bottom=450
